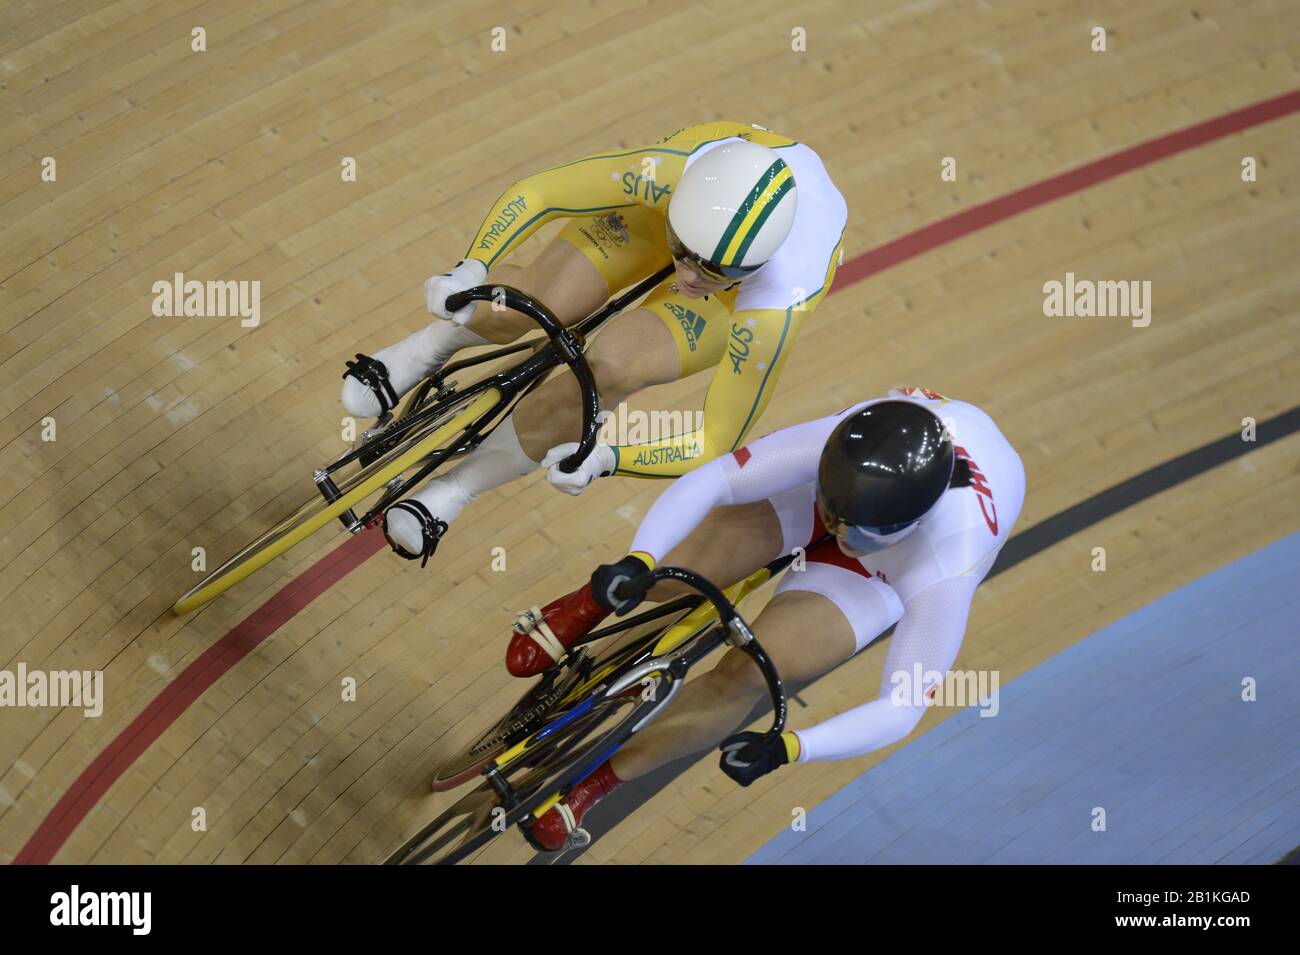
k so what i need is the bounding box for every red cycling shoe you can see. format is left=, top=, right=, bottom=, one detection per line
left=524, top=760, right=623, bottom=852
left=507, top=581, right=611, bottom=678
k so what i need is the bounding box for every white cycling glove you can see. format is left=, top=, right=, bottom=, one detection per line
left=424, top=259, right=489, bottom=325
left=543, top=442, right=617, bottom=495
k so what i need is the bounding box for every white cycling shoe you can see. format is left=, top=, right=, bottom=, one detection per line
left=381, top=476, right=474, bottom=566
left=341, top=325, right=446, bottom=419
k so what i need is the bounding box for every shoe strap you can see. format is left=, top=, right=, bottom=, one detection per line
left=382, top=500, right=446, bottom=568
left=343, top=353, right=400, bottom=415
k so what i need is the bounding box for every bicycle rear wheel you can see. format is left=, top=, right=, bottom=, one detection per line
left=172, top=388, right=498, bottom=615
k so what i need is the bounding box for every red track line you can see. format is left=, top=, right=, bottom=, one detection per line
left=13, top=87, right=1300, bottom=864
left=835, top=88, right=1300, bottom=288
left=12, top=529, right=387, bottom=864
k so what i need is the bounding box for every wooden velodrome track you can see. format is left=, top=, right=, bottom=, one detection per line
left=2, top=0, right=1297, bottom=864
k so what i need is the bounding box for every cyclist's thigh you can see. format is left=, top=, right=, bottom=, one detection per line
left=723, top=588, right=859, bottom=687
left=557, top=205, right=669, bottom=299
left=657, top=499, right=787, bottom=593
left=476, top=239, right=609, bottom=338
left=774, top=537, right=905, bottom=655
left=585, top=305, right=682, bottom=397
left=637, top=278, right=740, bottom=379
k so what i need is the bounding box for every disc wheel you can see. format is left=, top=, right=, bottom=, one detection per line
left=428, top=598, right=699, bottom=792
left=172, top=388, right=497, bottom=615
left=430, top=651, right=593, bottom=792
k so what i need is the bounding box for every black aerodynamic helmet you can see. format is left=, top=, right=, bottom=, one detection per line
left=816, top=400, right=956, bottom=552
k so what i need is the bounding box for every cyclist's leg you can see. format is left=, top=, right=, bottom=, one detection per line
left=610, top=593, right=859, bottom=780
left=382, top=210, right=668, bottom=553
left=467, top=231, right=616, bottom=344
left=505, top=486, right=796, bottom=678
left=510, top=269, right=737, bottom=461
left=523, top=491, right=792, bottom=849
left=342, top=208, right=652, bottom=418
left=527, top=562, right=880, bottom=850
left=526, top=482, right=835, bottom=778
left=634, top=469, right=823, bottom=603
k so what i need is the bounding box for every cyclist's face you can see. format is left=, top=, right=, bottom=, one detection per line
left=818, top=497, right=921, bottom=557
left=671, top=257, right=730, bottom=298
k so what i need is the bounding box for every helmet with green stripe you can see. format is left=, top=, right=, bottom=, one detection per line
left=667, top=140, right=797, bottom=281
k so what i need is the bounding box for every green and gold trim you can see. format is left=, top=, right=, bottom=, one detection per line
left=710, top=159, right=794, bottom=269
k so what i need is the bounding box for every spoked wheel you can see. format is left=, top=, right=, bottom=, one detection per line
left=171, top=388, right=498, bottom=615
left=390, top=684, right=662, bottom=865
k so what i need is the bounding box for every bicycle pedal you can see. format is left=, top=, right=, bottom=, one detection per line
left=563, top=827, right=592, bottom=851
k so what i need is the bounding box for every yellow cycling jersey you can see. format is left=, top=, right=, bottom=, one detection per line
left=465, top=122, right=797, bottom=268
left=465, top=122, right=848, bottom=478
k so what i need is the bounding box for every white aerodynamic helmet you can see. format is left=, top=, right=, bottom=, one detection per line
left=666, top=139, right=797, bottom=281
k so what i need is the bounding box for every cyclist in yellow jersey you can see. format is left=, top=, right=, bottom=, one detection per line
left=339, top=121, right=848, bottom=563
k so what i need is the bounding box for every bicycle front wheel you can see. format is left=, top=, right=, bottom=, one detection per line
left=172, top=388, right=499, bottom=615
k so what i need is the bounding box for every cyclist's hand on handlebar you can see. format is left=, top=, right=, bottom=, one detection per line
left=719, top=731, right=799, bottom=786
left=424, top=259, right=488, bottom=324
left=542, top=442, right=616, bottom=495
left=590, top=553, right=653, bottom=615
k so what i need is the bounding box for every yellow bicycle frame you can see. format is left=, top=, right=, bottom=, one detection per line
left=172, top=389, right=500, bottom=615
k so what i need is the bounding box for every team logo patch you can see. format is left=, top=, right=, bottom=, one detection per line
left=664, top=302, right=706, bottom=352
left=579, top=213, right=632, bottom=261
left=593, top=212, right=629, bottom=245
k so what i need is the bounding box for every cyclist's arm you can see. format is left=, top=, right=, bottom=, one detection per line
left=626, top=411, right=833, bottom=563
left=791, top=576, right=979, bottom=762
left=611, top=306, right=806, bottom=480
left=462, top=122, right=797, bottom=271
left=463, top=136, right=692, bottom=270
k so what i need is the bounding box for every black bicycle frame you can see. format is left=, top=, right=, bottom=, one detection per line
left=314, top=264, right=673, bottom=529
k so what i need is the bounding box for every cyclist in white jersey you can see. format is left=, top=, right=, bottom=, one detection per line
left=509, top=387, right=1026, bottom=851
